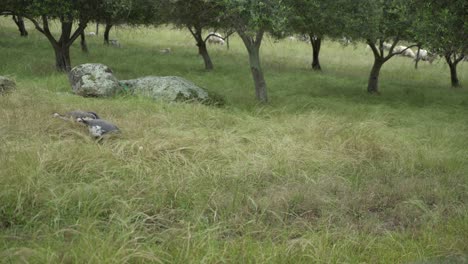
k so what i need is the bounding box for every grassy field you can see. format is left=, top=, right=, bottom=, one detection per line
left=1, top=18, right=467, bottom=263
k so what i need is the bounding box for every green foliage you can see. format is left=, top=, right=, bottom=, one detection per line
left=220, top=0, right=289, bottom=35
left=11, top=0, right=102, bottom=21
left=285, top=0, right=347, bottom=39
left=126, top=0, right=161, bottom=25
left=344, top=0, right=416, bottom=44
left=97, top=0, right=133, bottom=24
left=413, top=0, right=467, bottom=57
left=160, top=0, right=224, bottom=29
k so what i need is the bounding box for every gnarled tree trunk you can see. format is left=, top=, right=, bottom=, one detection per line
left=25, top=15, right=87, bottom=72
left=309, top=34, right=322, bottom=71
left=80, top=32, right=88, bottom=53
left=188, top=25, right=214, bottom=71
left=12, top=15, right=28, bottom=37
left=197, top=41, right=213, bottom=70
left=104, top=23, right=113, bottom=45
left=53, top=45, right=72, bottom=72
left=414, top=45, right=421, bottom=69
left=449, top=64, right=459, bottom=87
left=367, top=58, right=384, bottom=94
left=238, top=30, right=268, bottom=103
left=444, top=53, right=463, bottom=88
left=248, top=48, right=268, bottom=102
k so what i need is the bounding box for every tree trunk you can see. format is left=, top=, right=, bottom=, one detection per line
left=12, top=15, right=28, bottom=36
left=444, top=54, right=461, bottom=87
left=310, top=34, right=322, bottom=71
left=197, top=41, right=213, bottom=70
left=104, top=23, right=113, bottom=45
left=80, top=32, right=88, bottom=53
left=188, top=26, right=214, bottom=70
left=53, top=45, right=71, bottom=72
left=96, top=23, right=99, bottom=35
left=247, top=47, right=268, bottom=103
left=448, top=63, right=460, bottom=87
left=26, top=16, right=87, bottom=72
left=238, top=30, right=268, bottom=103
left=367, top=58, right=384, bottom=94
left=414, top=46, right=421, bottom=69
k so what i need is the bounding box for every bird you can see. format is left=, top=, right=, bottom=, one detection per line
left=77, top=118, right=120, bottom=138
left=53, top=110, right=100, bottom=122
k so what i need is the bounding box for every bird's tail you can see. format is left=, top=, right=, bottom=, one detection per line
left=88, top=112, right=100, bottom=119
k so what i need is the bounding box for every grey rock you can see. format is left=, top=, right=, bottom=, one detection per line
left=0, top=76, right=16, bottom=95
left=69, top=63, right=121, bottom=97
left=120, top=76, right=209, bottom=102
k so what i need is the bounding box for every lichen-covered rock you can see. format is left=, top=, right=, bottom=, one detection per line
left=69, top=63, right=121, bottom=97
left=0, top=76, right=16, bottom=95
left=120, top=76, right=209, bottom=102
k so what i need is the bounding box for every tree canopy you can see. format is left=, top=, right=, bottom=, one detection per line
left=413, top=0, right=467, bottom=87
left=342, top=0, right=418, bottom=93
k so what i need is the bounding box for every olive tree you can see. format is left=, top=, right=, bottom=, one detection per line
left=413, top=0, right=466, bottom=87
left=221, top=0, right=288, bottom=103
left=286, top=0, right=346, bottom=71
left=344, top=0, right=418, bottom=94
left=3, top=0, right=132, bottom=72
left=99, top=0, right=134, bottom=45
left=160, top=0, right=227, bottom=70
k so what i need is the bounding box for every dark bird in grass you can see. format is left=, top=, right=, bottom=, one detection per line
left=77, top=118, right=120, bottom=138
left=53, top=110, right=100, bottom=122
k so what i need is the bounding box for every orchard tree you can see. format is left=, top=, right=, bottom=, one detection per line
left=344, top=0, right=418, bottom=94
left=160, top=0, right=226, bottom=70
left=4, top=0, right=98, bottom=71
left=221, top=0, right=288, bottom=103
left=4, top=0, right=133, bottom=72
left=413, top=0, right=466, bottom=87
left=286, top=0, right=345, bottom=71
left=101, top=0, right=133, bottom=45
left=109, top=0, right=161, bottom=43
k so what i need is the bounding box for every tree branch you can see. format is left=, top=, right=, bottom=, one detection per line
left=378, top=39, right=384, bottom=57
left=388, top=37, right=400, bottom=55
left=382, top=37, right=401, bottom=62
left=1, top=11, right=14, bottom=16
left=366, top=39, right=381, bottom=59
left=237, top=30, right=253, bottom=52
left=187, top=26, right=197, bottom=39
left=454, top=53, right=465, bottom=64
left=386, top=40, right=418, bottom=62
left=203, top=30, right=234, bottom=43
left=68, top=20, right=88, bottom=46
left=23, top=15, right=45, bottom=34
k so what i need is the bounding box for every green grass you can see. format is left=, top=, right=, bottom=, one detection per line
left=1, top=18, right=467, bottom=263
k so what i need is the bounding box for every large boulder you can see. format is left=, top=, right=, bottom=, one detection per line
left=120, top=76, right=209, bottom=102
left=69, top=63, right=121, bottom=97
left=0, top=76, right=16, bottom=95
